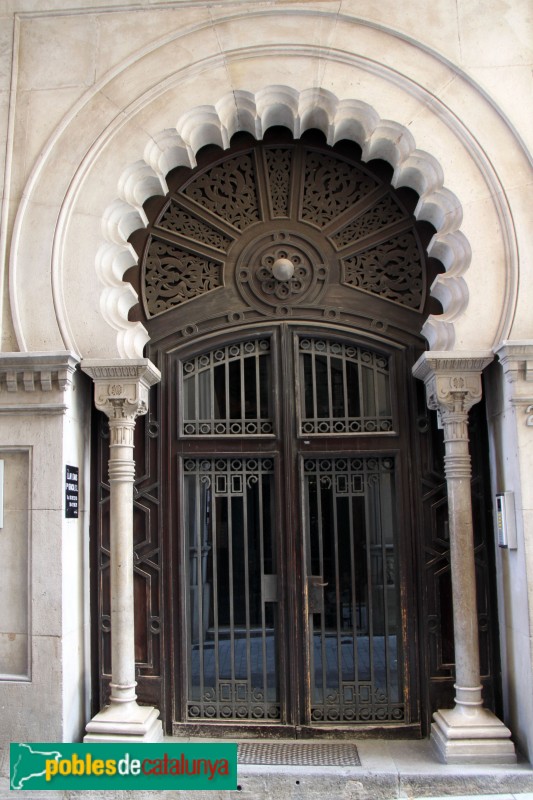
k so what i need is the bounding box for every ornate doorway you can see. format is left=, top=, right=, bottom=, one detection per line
left=92, top=128, right=501, bottom=736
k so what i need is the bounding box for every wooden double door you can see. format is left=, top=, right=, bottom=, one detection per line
left=167, top=323, right=417, bottom=734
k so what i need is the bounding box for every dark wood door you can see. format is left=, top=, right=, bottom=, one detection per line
left=168, top=324, right=417, bottom=735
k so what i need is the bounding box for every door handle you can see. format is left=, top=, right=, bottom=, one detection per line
left=308, top=576, right=328, bottom=614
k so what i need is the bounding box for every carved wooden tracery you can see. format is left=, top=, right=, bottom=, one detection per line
left=136, top=132, right=434, bottom=321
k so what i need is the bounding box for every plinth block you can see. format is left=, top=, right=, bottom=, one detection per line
left=431, top=707, right=516, bottom=764
left=84, top=704, right=164, bottom=743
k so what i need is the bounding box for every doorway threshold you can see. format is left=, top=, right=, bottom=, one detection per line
left=165, top=735, right=533, bottom=799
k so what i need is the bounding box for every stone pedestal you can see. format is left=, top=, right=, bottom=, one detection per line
left=82, top=359, right=163, bottom=743
left=414, top=352, right=516, bottom=764
left=431, top=706, right=517, bottom=763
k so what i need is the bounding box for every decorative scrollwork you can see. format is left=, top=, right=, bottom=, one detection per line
left=156, top=201, right=233, bottom=252
left=311, top=683, right=405, bottom=723
left=181, top=153, right=260, bottom=230
left=264, top=147, right=293, bottom=217
left=300, top=150, right=377, bottom=227
left=341, top=231, right=424, bottom=310
left=143, top=238, right=223, bottom=317
left=330, top=194, right=407, bottom=248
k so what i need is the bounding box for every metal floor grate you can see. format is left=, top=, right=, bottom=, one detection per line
left=238, top=742, right=361, bottom=766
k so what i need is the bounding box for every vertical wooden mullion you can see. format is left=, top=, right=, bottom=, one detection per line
left=211, top=471, right=220, bottom=716
left=240, top=351, right=246, bottom=433
left=380, top=465, right=393, bottom=709
left=364, top=463, right=375, bottom=694
left=227, top=465, right=235, bottom=688
left=348, top=466, right=360, bottom=696
left=196, top=467, right=205, bottom=712
left=358, top=353, right=365, bottom=432
left=331, top=465, right=343, bottom=716
left=326, top=349, right=333, bottom=430
left=225, top=352, right=231, bottom=435
left=259, top=465, right=268, bottom=711
left=317, top=469, right=327, bottom=716
left=311, top=349, right=318, bottom=431
left=342, top=349, right=349, bottom=432
left=243, top=463, right=251, bottom=703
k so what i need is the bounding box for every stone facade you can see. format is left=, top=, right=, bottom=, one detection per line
left=0, top=0, right=531, bottom=775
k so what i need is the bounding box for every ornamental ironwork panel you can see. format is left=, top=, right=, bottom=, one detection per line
left=181, top=152, right=261, bottom=231
left=184, top=456, right=280, bottom=721
left=304, top=456, right=405, bottom=723
left=181, top=338, right=273, bottom=436
left=298, top=338, right=393, bottom=434
left=341, top=232, right=424, bottom=310
left=143, top=238, right=223, bottom=317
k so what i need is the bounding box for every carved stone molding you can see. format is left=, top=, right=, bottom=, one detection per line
left=494, top=340, right=533, bottom=384
left=81, top=359, right=161, bottom=421
left=0, top=352, right=79, bottom=393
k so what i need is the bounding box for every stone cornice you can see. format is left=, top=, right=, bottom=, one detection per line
left=81, top=359, right=161, bottom=420
left=0, top=351, right=79, bottom=393
left=494, top=340, right=533, bottom=384
left=412, top=351, right=494, bottom=383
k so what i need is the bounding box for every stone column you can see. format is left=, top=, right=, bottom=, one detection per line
left=82, top=359, right=163, bottom=742
left=413, top=352, right=515, bottom=764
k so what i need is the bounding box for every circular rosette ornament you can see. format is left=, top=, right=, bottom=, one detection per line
left=236, top=231, right=328, bottom=313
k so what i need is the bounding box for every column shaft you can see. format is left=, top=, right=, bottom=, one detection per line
left=442, top=415, right=482, bottom=707
left=108, top=418, right=137, bottom=705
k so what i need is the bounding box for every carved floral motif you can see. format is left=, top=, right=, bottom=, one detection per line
left=331, top=194, right=407, bottom=248
left=143, top=238, right=223, bottom=316
left=300, top=150, right=377, bottom=227
left=342, top=232, right=423, bottom=310
left=264, top=147, right=292, bottom=217
left=156, top=201, right=233, bottom=252
left=181, top=153, right=260, bottom=230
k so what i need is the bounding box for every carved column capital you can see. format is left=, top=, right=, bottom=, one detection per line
left=413, top=352, right=493, bottom=480
left=81, top=359, right=161, bottom=422
left=412, top=351, right=493, bottom=415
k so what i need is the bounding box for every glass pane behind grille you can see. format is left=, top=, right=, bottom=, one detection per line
left=304, top=456, right=404, bottom=723
left=298, top=338, right=393, bottom=434
left=182, top=339, right=273, bottom=436
left=184, top=457, right=280, bottom=721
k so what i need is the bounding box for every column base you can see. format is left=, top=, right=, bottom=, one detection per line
left=84, top=703, right=164, bottom=743
left=431, top=706, right=516, bottom=764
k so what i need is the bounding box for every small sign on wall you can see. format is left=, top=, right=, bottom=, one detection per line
left=65, top=465, right=79, bottom=519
